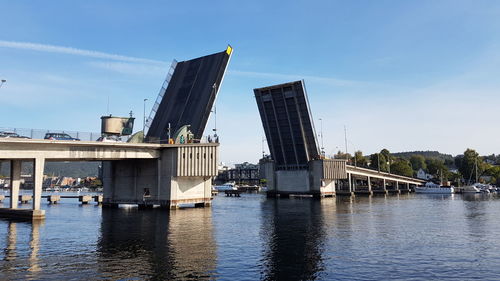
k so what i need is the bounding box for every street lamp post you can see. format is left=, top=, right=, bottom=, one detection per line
left=212, top=83, right=218, bottom=140
left=377, top=153, right=381, bottom=172
left=143, top=98, right=148, bottom=142
left=262, top=135, right=267, bottom=158
left=319, top=118, right=324, bottom=157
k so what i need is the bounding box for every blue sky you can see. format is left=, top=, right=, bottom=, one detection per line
left=1, top=1, right=500, bottom=165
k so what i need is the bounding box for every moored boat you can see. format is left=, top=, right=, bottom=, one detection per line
left=415, top=182, right=454, bottom=194
left=462, top=183, right=481, bottom=193
left=213, top=182, right=238, bottom=191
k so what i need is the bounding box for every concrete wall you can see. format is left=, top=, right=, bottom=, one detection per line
left=103, top=145, right=216, bottom=208
left=264, top=160, right=337, bottom=196
left=320, top=179, right=335, bottom=195
left=308, top=160, right=323, bottom=192
left=170, top=177, right=211, bottom=203
left=260, top=161, right=275, bottom=191
left=309, top=161, right=335, bottom=195
left=102, top=159, right=159, bottom=204
left=275, top=170, right=310, bottom=193
left=177, top=146, right=218, bottom=177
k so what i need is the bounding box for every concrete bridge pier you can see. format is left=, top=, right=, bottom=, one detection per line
left=372, top=177, right=388, bottom=195
left=9, top=159, right=21, bottom=209
left=102, top=145, right=216, bottom=209
left=351, top=173, right=356, bottom=193
left=33, top=158, right=45, bottom=211
left=263, top=159, right=346, bottom=198
left=387, top=181, right=399, bottom=194
left=0, top=158, right=46, bottom=220
left=348, top=174, right=353, bottom=193
left=401, top=182, right=411, bottom=193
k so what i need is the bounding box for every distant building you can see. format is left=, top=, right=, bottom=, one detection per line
left=485, top=159, right=495, bottom=165
left=480, top=175, right=492, bottom=183
left=215, top=162, right=260, bottom=185
left=416, top=168, right=433, bottom=180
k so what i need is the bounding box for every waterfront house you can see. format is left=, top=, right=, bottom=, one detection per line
left=416, top=168, right=433, bottom=180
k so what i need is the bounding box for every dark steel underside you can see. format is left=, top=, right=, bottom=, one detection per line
left=147, top=49, right=231, bottom=142
left=254, top=80, right=320, bottom=170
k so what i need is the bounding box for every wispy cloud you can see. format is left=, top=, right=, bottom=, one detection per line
left=229, top=69, right=366, bottom=87
left=0, top=40, right=167, bottom=65
left=87, top=61, right=167, bottom=76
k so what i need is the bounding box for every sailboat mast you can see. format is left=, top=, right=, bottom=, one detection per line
left=475, top=158, right=479, bottom=183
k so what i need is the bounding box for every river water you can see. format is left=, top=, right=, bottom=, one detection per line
left=1, top=192, right=500, bottom=280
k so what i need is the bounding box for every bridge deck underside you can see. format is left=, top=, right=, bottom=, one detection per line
left=346, top=165, right=425, bottom=185
left=254, top=81, right=319, bottom=170
left=146, top=49, right=231, bottom=142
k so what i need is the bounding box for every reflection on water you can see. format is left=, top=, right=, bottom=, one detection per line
left=2, top=194, right=500, bottom=280
left=1, top=219, right=42, bottom=280
left=98, top=207, right=216, bottom=280
left=260, top=199, right=334, bottom=280
left=4, top=222, right=16, bottom=262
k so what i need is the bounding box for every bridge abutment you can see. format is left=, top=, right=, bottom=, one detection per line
left=263, top=159, right=345, bottom=198
left=102, top=145, right=216, bottom=209
left=0, top=140, right=218, bottom=219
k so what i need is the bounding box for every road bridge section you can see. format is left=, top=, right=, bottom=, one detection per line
left=0, top=139, right=218, bottom=219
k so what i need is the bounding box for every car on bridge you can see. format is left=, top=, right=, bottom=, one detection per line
left=0, top=131, right=30, bottom=139
left=96, top=135, right=121, bottom=142
left=44, top=132, right=80, bottom=141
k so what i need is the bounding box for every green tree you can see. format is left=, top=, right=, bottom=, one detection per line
left=409, top=155, right=427, bottom=172
left=380, top=149, right=391, bottom=161
left=370, top=153, right=388, bottom=172
left=455, top=148, right=485, bottom=183
left=390, top=159, right=414, bottom=177
left=352, top=151, right=368, bottom=167
left=334, top=150, right=351, bottom=160
left=426, top=158, right=449, bottom=180
left=483, top=164, right=500, bottom=185
left=448, top=171, right=462, bottom=186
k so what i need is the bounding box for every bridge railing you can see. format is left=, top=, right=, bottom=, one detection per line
left=1, top=127, right=218, bottom=144
left=0, top=127, right=110, bottom=142
left=144, top=135, right=219, bottom=144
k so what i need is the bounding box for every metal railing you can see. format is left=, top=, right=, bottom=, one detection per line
left=0, top=127, right=218, bottom=144
left=144, top=60, right=178, bottom=136
left=144, top=134, right=219, bottom=144
left=0, top=127, right=109, bottom=142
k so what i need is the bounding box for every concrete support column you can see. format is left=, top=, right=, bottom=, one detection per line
left=395, top=181, right=399, bottom=191
left=383, top=179, right=387, bottom=191
left=10, top=160, right=22, bottom=209
left=348, top=173, right=352, bottom=192
left=406, top=182, right=410, bottom=190
left=32, top=158, right=45, bottom=211
left=367, top=176, right=372, bottom=192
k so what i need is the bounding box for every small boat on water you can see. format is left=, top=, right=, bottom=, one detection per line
left=472, top=183, right=495, bottom=193
left=462, top=183, right=481, bottom=193
left=213, top=182, right=238, bottom=191
left=415, top=182, right=454, bottom=194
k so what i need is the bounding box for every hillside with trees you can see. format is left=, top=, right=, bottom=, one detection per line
left=338, top=148, right=500, bottom=186
left=0, top=161, right=101, bottom=178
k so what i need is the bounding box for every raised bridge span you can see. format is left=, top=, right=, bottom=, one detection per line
left=255, top=80, right=425, bottom=197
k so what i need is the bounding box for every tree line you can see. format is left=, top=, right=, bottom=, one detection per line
left=333, top=148, right=500, bottom=185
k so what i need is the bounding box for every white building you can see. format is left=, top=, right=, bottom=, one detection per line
left=416, top=168, right=433, bottom=180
